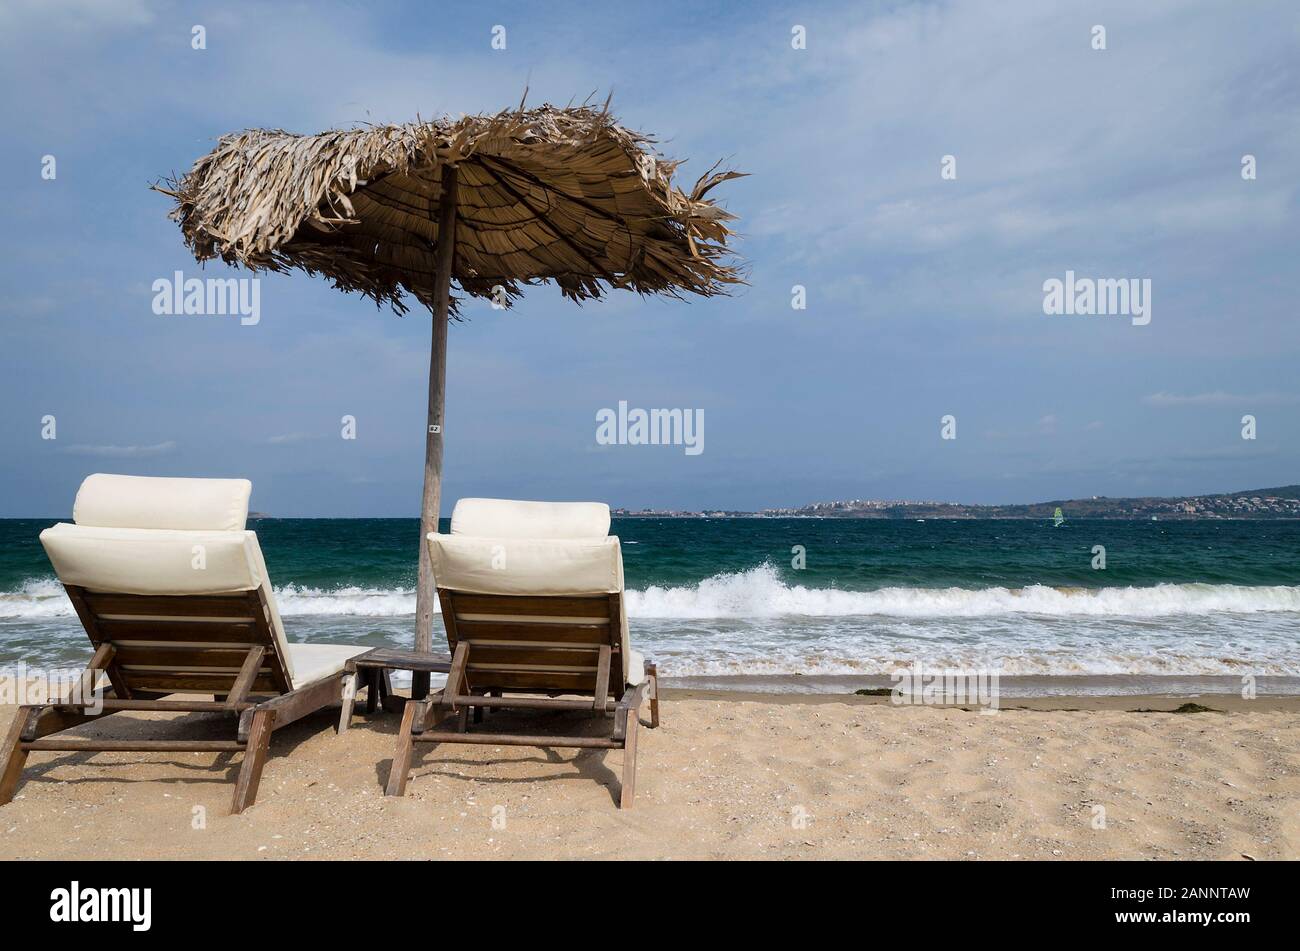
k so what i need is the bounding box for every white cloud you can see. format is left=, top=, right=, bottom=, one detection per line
left=0, top=0, right=155, bottom=34
left=699, top=0, right=1299, bottom=269
left=1143, top=391, right=1300, bottom=407
left=61, top=440, right=177, bottom=457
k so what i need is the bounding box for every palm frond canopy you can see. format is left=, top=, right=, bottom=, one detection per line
left=157, top=103, right=745, bottom=314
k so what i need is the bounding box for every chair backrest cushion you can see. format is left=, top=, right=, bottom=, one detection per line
left=449, top=498, right=610, bottom=539
left=43, top=474, right=294, bottom=683
left=427, top=534, right=624, bottom=596
left=73, top=473, right=251, bottom=531
left=429, top=497, right=631, bottom=684
left=42, top=523, right=263, bottom=595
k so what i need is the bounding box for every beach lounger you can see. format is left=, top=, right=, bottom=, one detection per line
left=0, top=474, right=369, bottom=813
left=386, top=498, right=660, bottom=807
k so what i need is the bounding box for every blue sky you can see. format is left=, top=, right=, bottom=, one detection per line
left=2, top=0, right=1298, bottom=516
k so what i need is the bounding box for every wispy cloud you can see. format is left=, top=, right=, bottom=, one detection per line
left=0, top=0, right=154, bottom=34
left=983, top=414, right=1063, bottom=439
left=1143, top=391, right=1300, bottom=408
left=266, top=432, right=319, bottom=445
left=61, top=441, right=178, bottom=458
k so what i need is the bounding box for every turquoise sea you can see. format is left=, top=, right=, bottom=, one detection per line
left=3, top=517, right=1299, bottom=693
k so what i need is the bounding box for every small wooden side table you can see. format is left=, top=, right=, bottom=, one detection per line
left=339, top=647, right=452, bottom=732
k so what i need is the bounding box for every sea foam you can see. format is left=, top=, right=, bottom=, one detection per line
left=2, top=565, right=1299, bottom=620
left=623, top=563, right=1300, bottom=618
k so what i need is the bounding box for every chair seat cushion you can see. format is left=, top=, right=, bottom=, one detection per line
left=626, top=648, right=646, bottom=687
left=286, top=643, right=371, bottom=688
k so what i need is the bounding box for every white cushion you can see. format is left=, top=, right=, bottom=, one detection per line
left=40, top=522, right=297, bottom=683
left=427, top=534, right=623, bottom=596
left=428, top=517, right=641, bottom=685
left=42, top=476, right=380, bottom=694
left=74, top=473, right=251, bottom=531
left=626, top=648, right=646, bottom=687
left=286, top=643, right=370, bottom=687
left=450, top=498, right=610, bottom=539
left=41, top=523, right=263, bottom=594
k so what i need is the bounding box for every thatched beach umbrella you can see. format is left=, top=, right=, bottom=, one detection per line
left=157, top=101, right=743, bottom=693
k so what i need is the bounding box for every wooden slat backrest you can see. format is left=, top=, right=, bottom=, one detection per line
left=66, top=585, right=292, bottom=699
left=438, top=588, right=623, bottom=698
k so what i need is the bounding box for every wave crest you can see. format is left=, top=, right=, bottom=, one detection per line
left=624, top=564, right=1300, bottom=618
left=2, top=567, right=1298, bottom=620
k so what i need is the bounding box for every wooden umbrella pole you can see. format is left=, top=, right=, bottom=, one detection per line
left=413, top=163, right=459, bottom=699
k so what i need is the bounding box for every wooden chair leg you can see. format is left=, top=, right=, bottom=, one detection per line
left=337, top=672, right=359, bottom=734
left=231, top=709, right=274, bottom=814
left=647, top=664, right=661, bottom=729
left=411, top=671, right=431, bottom=701
left=385, top=700, right=422, bottom=797
left=619, top=711, right=640, bottom=809
left=363, top=669, right=379, bottom=714
left=420, top=696, right=444, bottom=732
left=381, top=670, right=406, bottom=714
left=0, top=709, right=36, bottom=805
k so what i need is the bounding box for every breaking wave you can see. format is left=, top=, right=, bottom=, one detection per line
left=4, top=565, right=1299, bottom=619
left=624, top=564, right=1300, bottom=618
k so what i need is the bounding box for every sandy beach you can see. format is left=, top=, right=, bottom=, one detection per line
left=2, top=690, right=1296, bottom=861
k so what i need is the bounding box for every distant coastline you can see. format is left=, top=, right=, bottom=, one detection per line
left=614, top=484, right=1300, bottom=520
left=11, top=487, right=1299, bottom=523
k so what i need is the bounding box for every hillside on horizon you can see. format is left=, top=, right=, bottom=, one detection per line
left=767, top=484, right=1300, bottom=519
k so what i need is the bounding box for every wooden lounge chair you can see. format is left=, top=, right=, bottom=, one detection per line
left=386, top=498, right=660, bottom=807
left=0, top=474, right=369, bottom=813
